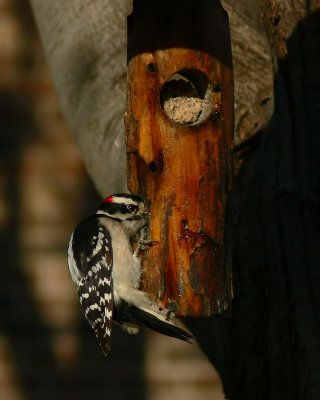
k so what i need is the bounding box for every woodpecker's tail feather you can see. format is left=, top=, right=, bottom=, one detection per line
left=119, top=303, right=193, bottom=342
left=94, top=326, right=111, bottom=357
left=113, top=289, right=193, bottom=342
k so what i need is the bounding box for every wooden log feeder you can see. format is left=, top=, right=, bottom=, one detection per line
left=125, top=0, right=234, bottom=316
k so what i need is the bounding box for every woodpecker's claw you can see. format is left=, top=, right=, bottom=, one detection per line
left=134, top=227, right=159, bottom=256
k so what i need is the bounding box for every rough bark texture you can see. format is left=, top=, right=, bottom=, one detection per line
left=30, top=0, right=320, bottom=398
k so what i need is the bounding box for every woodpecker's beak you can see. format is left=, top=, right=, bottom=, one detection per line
left=138, top=211, right=149, bottom=223
left=138, top=202, right=149, bottom=217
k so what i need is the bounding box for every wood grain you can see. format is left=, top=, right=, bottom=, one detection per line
left=126, top=0, right=234, bottom=316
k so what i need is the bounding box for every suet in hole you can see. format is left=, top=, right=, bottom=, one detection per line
left=160, top=69, right=215, bottom=126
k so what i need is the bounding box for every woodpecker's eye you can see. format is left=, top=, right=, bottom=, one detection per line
left=127, top=204, right=137, bottom=213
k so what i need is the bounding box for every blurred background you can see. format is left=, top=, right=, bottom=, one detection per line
left=0, top=1, right=224, bottom=399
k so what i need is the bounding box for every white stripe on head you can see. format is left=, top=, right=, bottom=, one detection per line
left=111, top=196, right=139, bottom=206
left=96, top=210, right=130, bottom=221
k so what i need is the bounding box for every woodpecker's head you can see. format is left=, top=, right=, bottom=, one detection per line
left=97, top=193, right=148, bottom=234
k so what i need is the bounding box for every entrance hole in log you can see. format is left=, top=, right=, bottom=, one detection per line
left=160, top=69, right=215, bottom=126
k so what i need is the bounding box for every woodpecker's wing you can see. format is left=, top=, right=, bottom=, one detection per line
left=71, top=216, right=114, bottom=356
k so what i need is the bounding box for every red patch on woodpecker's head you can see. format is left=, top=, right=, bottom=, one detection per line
left=102, top=195, right=114, bottom=203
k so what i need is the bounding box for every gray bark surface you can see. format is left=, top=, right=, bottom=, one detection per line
left=30, top=0, right=133, bottom=195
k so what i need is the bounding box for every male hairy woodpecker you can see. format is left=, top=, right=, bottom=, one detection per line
left=67, top=193, right=192, bottom=356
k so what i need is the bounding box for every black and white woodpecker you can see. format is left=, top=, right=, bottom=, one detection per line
left=68, top=193, right=192, bottom=356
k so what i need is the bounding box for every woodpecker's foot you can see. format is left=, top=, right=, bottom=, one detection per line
left=134, top=227, right=159, bottom=256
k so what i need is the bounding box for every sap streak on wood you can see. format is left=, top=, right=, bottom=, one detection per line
left=125, top=0, right=234, bottom=316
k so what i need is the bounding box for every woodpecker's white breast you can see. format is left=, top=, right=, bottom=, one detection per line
left=99, top=217, right=142, bottom=302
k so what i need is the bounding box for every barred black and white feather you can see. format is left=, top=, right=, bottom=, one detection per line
left=68, top=216, right=114, bottom=356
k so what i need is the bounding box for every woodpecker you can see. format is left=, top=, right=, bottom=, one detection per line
left=67, top=193, right=192, bottom=356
